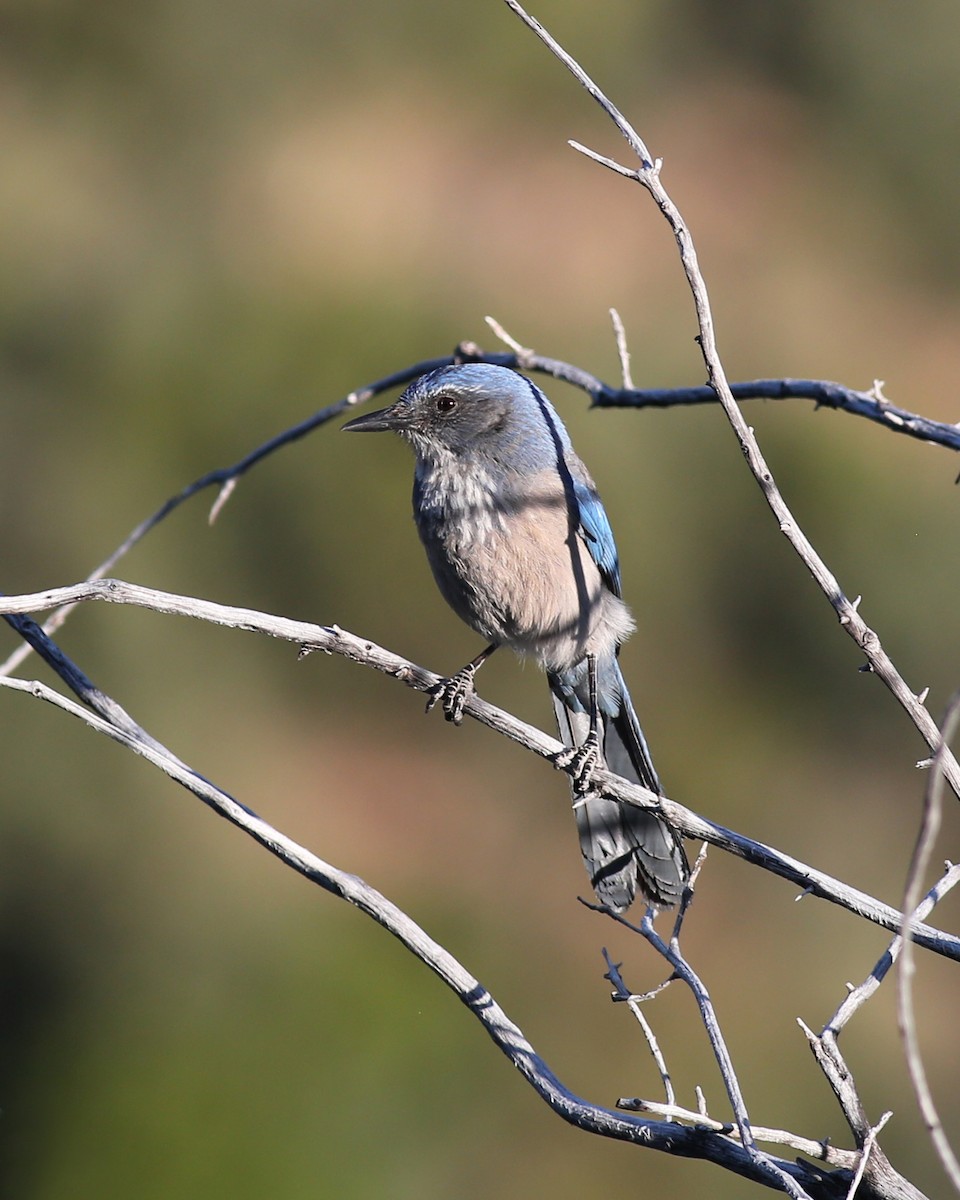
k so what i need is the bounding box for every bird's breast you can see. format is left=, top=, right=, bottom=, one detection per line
left=412, top=459, right=628, bottom=669
left=414, top=456, right=506, bottom=545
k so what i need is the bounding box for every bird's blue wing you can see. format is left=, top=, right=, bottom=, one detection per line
left=572, top=478, right=622, bottom=597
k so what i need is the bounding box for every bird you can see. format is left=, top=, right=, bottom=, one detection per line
left=343, top=362, right=687, bottom=910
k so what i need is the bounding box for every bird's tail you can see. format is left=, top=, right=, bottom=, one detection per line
left=549, top=658, right=688, bottom=911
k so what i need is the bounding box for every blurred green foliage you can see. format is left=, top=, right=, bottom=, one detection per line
left=1, top=2, right=959, bottom=1197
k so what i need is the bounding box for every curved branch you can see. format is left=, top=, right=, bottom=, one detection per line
left=2, top=345, right=954, bottom=683
left=0, top=355, right=451, bottom=679
left=465, top=338, right=960, bottom=455
left=592, top=378, right=960, bottom=453
left=0, top=618, right=853, bottom=1199
left=2, top=579, right=958, bottom=964
left=502, top=1, right=960, bottom=808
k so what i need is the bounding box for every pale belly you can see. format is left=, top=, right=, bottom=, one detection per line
left=419, top=506, right=633, bottom=672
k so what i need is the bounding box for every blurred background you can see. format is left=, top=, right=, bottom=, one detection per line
left=1, top=1, right=959, bottom=1196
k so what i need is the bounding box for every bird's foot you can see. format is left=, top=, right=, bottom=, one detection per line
left=556, top=730, right=602, bottom=795
left=426, top=664, right=476, bottom=725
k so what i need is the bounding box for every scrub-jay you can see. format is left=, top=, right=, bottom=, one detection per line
left=344, top=362, right=687, bottom=910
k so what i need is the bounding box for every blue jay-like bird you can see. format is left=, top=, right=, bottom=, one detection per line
left=344, top=362, right=687, bottom=910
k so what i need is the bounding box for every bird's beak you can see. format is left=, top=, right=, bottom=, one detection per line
left=342, top=403, right=404, bottom=433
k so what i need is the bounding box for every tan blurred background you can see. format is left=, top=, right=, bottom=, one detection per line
left=2, top=1, right=959, bottom=1196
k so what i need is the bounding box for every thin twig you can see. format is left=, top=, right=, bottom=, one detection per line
left=632, top=907, right=811, bottom=1199
left=671, top=841, right=708, bottom=942
left=898, top=693, right=960, bottom=1193
left=603, top=948, right=676, bottom=1108
left=649, top=914, right=755, bottom=1148
left=847, top=1114, right=894, bottom=1200
left=616, top=1098, right=860, bottom=1170
left=609, top=307, right=634, bottom=390
left=503, top=1, right=655, bottom=167
left=597, top=847, right=810, bottom=1197
left=484, top=314, right=531, bottom=358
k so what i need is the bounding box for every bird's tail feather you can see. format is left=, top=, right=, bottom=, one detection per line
left=550, top=660, right=687, bottom=911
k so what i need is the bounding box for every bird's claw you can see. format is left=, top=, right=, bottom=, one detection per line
left=557, top=730, right=602, bottom=795
left=426, top=665, right=476, bottom=725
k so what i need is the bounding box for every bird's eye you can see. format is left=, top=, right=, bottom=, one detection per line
left=435, top=395, right=457, bottom=414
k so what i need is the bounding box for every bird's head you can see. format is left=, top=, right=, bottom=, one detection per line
left=343, top=363, right=555, bottom=465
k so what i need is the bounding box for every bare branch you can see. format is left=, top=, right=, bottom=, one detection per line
left=670, top=841, right=709, bottom=941
left=609, top=307, right=635, bottom=390
left=627, top=905, right=812, bottom=1199
left=591, top=378, right=960, bottom=453
left=569, top=138, right=639, bottom=178
left=2, top=578, right=958, bottom=964
left=0, top=355, right=452, bottom=679
left=598, top=855, right=830, bottom=1197
left=2, top=7, right=952, bottom=1197
left=502, top=0, right=960, bottom=804
left=3, top=340, right=954, bottom=696
left=827, top=862, right=960, bottom=1038
left=502, top=1, right=656, bottom=168
left=797, top=862, right=959, bottom=1200
left=618, top=1098, right=860, bottom=1172
left=0, top=611, right=857, bottom=1199
left=484, top=314, right=531, bottom=358
left=797, top=1016, right=926, bottom=1200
